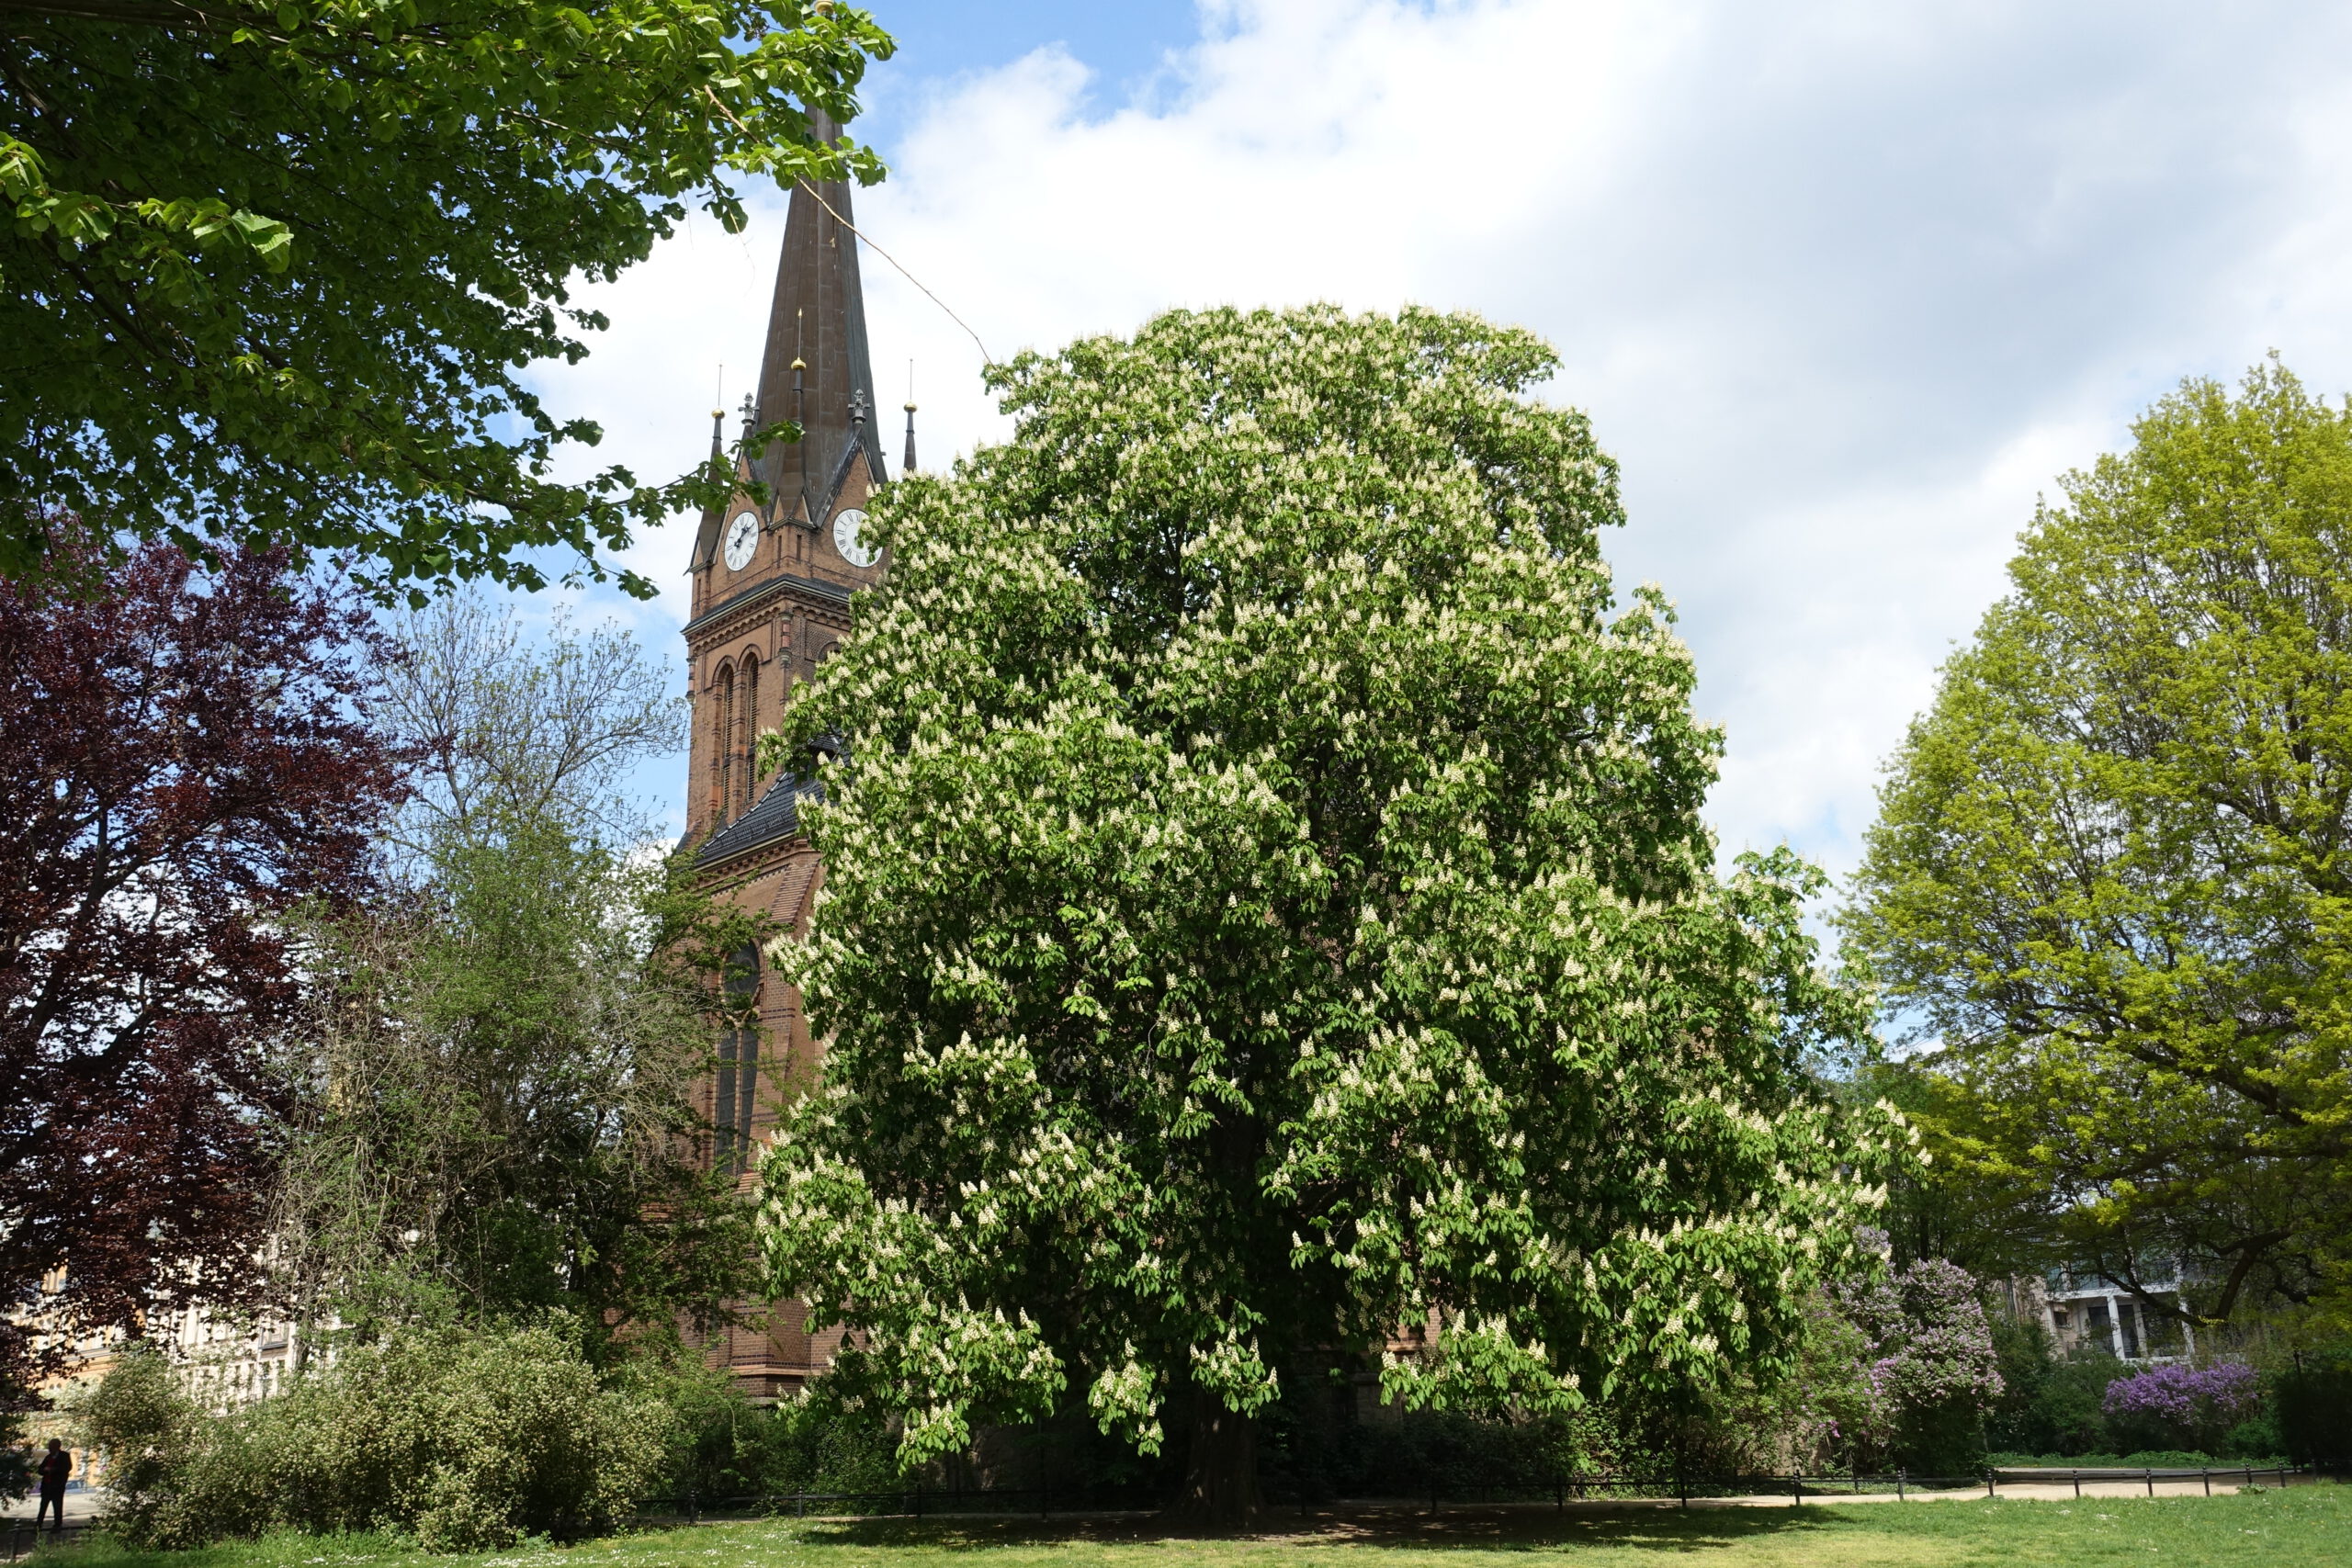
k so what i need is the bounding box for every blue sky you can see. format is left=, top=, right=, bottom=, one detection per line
left=529, top=1, right=2352, bottom=886
left=851, top=3, right=1201, bottom=140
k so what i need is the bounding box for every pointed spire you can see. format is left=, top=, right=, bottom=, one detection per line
left=709, top=362, right=727, bottom=459
left=792, top=309, right=805, bottom=429
left=749, top=107, right=887, bottom=521
left=901, top=358, right=917, bottom=474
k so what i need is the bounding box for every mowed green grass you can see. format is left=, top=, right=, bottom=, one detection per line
left=51, top=1483, right=2351, bottom=1568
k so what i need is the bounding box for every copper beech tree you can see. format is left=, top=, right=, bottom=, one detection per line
left=0, top=542, right=403, bottom=1397
left=755, top=306, right=1900, bottom=1524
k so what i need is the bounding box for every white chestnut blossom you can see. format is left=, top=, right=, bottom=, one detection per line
left=754, top=305, right=1898, bottom=1470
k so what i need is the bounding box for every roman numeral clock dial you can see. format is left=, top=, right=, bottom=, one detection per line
left=723, top=509, right=759, bottom=571
left=831, top=507, right=879, bottom=570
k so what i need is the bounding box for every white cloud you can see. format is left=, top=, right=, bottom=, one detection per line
left=537, top=0, right=2352, bottom=867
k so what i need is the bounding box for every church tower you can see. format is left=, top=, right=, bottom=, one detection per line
left=682, top=110, right=892, bottom=1396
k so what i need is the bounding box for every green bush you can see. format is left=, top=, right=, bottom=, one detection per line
left=1983, top=1319, right=2121, bottom=1457
left=76, top=1324, right=671, bottom=1551
left=2222, top=1412, right=2287, bottom=1460
left=647, top=1362, right=898, bottom=1504
left=744, top=1387, right=901, bottom=1499
left=2273, top=1354, right=2352, bottom=1467
left=1894, top=1397, right=1986, bottom=1479
left=72, top=1345, right=205, bottom=1543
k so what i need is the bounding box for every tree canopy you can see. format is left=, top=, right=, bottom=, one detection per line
left=753, top=305, right=1895, bottom=1520
left=2, top=0, right=890, bottom=598
left=1844, top=359, right=2352, bottom=1329
left=374, top=590, right=684, bottom=860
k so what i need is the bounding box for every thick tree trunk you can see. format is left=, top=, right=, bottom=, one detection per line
left=1170, top=1399, right=1262, bottom=1530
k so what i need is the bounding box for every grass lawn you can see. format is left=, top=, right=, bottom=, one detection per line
left=43, top=1483, right=2350, bottom=1568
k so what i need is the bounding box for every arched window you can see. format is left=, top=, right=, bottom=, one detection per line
left=738, top=652, right=761, bottom=818
left=711, top=662, right=736, bottom=826
left=715, top=943, right=761, bottom=1172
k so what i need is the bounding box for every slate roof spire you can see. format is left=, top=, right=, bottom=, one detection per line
left=750, top=107, right=888, bottom=522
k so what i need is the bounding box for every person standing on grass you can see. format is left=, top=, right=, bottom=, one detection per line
left=34, top=1438, right=70, bottom=1532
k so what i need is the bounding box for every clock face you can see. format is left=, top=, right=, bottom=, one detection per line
left=831, top=508, right=879, bottom=570
left=722, top=510, right=759, bottom=571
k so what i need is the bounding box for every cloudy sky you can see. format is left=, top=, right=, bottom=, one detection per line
left=532, top=0, right=2352, bottom=884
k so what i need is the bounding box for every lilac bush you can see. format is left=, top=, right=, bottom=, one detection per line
left=1839, top=1258, right=2007, bottom=1411
left=2102, top=1361, right=2261, bottom=1451
left=1829, top=1257, right=2005, bottom=1472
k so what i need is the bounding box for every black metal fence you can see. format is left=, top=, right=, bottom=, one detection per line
left=3, top=1520, right=94, bottom=1562
left=1989, top=1464, right=2304, bottom=1498
left=5, top=1465, right=2325, bottom=1557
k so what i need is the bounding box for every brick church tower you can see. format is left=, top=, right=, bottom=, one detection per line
left=681, top=112, right=898, bottom=1396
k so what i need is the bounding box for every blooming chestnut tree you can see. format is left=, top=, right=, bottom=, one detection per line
left=754, top=305, right=1897, bottom=1520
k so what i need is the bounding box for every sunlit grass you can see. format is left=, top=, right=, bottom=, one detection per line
left=42, top=1482, right=2349, bottom=1568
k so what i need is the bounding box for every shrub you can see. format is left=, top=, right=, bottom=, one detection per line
left=2221, top=1414, right=2286, bottom=1460
left=648, top=1362, right=898, bottom=1504
left=1983, top=1320, right=2124, bottom=1457
left=747, top=1387, right=900, bottom=1498
left=1675, top=1289, right=1891, bottom=1476
left=2101, top=1362, right=2261, bottom=1454
left=2272, top=1354, right=2352, bottom=1466
left=76, top=1323, right=671, bottom=1550
left=70, top=1345, right=202, bottom=1543
left=1838, top=1258, right=2004, bottom=1474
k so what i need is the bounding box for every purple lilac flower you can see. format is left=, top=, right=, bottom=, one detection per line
left=2102, top=1361, right=2260, bottom=1437
left=1837, top=1258, right=2004, bottom=1411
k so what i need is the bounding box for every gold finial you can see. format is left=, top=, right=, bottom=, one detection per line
left=791, top=357, right=806, bottom=371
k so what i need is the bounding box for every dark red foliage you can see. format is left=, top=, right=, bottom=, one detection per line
left=0, top=542, right=404, bottom=1394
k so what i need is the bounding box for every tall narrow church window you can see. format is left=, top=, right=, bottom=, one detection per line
left=714, top=1027, right=738, bottom=1162
left=739, top=653, right=761, bottom=818
left=718, top=943, right=761, bottom=1172
left=712, top=663, right=736, bottom=825
left=733, top=1024, right=761, bottom=1164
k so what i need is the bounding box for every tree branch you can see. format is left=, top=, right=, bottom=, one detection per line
left=0, top=0, right=245, bottom=31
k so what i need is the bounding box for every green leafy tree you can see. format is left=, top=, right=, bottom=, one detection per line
left=375, top=588, right=686, bottom=861
left=277, top=818, right=765, bottom=1354
left=1845, top=359, right=2352, bottom=1330
left=273, top=604, right=765, bottom=1355
left=2, top=0, right=890, bottom=598
left=1854, top=1055, right=2048, bottom=1279
left=753, top=305, right=1898, bottom=1522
